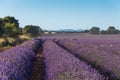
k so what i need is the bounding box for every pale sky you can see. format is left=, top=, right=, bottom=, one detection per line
left=0, top=0, right=120, bottom=30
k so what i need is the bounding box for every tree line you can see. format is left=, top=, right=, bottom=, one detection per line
left=88, top=26, right=120, bottom=34
left=0, top=16, right=42, bottom=38
left=0, top=16, right=119, bottom=37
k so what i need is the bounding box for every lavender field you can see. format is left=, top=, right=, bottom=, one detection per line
left=0, top=33, right=120, bottom=80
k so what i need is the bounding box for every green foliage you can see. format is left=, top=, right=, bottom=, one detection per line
left=23, top=25, right=42, bottom=38
left=100, top=30, right=107, bottom=34
left=4, top=16, right=19, bottom=28
left=4, top=23, right=18, bottom=37
left=0, top=27, right=4, bottom=36
left=90, top=27, right=100, bottom=34
left=0, top=16, right=44, bottom=38
left=107, top=26, right=119, bottom=34
left=101, top=26, right=120, bottom=34
left=0, top=16, right=21, bottom=37
left=84, top=30, right=89, bottom=33
left=17, top=28, right=23, bottom=35
left=0, top=18, right=4, bottom=36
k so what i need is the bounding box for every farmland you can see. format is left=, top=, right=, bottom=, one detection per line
left=0, top=33, right=120, bottom=80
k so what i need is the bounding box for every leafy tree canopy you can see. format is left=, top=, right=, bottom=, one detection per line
left=90, top=27, right=100, bottom=34
left=23, top=25, right=42, bottom=37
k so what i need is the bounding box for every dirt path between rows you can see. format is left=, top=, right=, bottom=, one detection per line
left=29, top=48, right=45, bottom=80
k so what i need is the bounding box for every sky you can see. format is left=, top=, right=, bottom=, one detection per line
left=0, top=0, right=120, bottom=30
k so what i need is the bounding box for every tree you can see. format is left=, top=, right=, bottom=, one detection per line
left=1, top=16, right=20, bottom=37
left=4, top=23, right=18, bottom=37
left=90, top=27, right=100, bottom=34
left=0, top=18, right=3, bottom=27
left=17, top=28, right=23, bottom=35
left=100, top=30, right=107, bottom=34
left=84, top=30, right=89, bottom=33
left=107, top=26, right=119, bottom=34
left=0, top=27, right=2, bottom=37
left=23, top=25, right=42, bottom=37
left=0, top=18, right=4, bottom=36
left=3, top=16, right=19, bottom=28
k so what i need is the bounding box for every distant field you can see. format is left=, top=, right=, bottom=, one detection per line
left=43, top=33, right=120, bottom=40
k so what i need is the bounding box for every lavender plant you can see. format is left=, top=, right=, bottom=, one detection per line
left=0, top=39, right=41, bottom=80
left=42, top=40, right=105, bottom=80
left=56, top=39, right=120, bottom=79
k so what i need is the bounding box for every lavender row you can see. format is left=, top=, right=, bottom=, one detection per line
left=67, top=39, right=120, bottom=56
left=0, top=39, right=41, bottom=80
left=42, top=40, right=105, bottom=80
left=56, top=39, right=120, bottom=79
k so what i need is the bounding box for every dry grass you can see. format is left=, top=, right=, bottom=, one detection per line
left=0, top=46, right=11, bottom=52
left=19, top=35, right=30, bottom=39
left=7, top=38, right=15, bottom=43
left=0, top=38, right=5, bottom=43
left=0, top=35, right=30, bottom=52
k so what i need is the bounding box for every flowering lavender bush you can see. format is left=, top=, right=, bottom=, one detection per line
left=0, top=39, right=41, bottom=80
left=56, top=39, right=120, bottom=79
left=42, top=40, right=104, bottom=80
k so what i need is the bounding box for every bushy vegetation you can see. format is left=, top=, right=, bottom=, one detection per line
left=0, top=37, right=29, bottom=47
left=89, top=26, right=120, bottom=34
left=0, top=16, right=43, bottom=49
left=23, top=25, right=42, bottom=38
left=89, top=27, right=100, bottom=34
left=0, top=16, right=20, bottom=37
left=0, top=16, right=42, bottom=38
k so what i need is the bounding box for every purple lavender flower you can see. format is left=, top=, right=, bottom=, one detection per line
left=42, top=40, right=104, bottom=80
left=57, top=39, right=120, bottom=79
left=0, top=39, right=41, bottom=80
